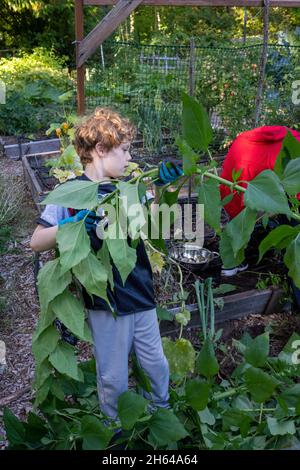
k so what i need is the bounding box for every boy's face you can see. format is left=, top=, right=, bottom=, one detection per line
left=99, top=142, right=132, bottom=178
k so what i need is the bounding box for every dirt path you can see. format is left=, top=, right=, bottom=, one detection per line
left=0, top=154, right=39, bottom=449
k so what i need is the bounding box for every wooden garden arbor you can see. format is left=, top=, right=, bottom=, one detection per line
left=75, top=0, right=300, bottom=114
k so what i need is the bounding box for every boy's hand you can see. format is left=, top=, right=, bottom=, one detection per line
left=58, top=209, right=100, bottom=234
left=155, top=161, right=184, bottom=186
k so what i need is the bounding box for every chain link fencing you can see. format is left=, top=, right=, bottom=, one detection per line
left=75, top=41, right=300, bottom=158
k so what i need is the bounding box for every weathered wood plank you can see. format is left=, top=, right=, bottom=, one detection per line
left=84, top=1, right=300, bottom=7
left=22, top=155, right=45, bottom=212
left=78, top=0, right=144, bottom=67
left=159, top=288, right=282, bottom=336
left=4, top=139, right=60, bottom=160
left=75, top=0, right=86, bottom=114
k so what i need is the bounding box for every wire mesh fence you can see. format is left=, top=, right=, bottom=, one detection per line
left=75, top=41, right=300, bottom=157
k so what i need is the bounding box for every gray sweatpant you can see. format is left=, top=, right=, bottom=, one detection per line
left=88, top=308, right=170, bottom=420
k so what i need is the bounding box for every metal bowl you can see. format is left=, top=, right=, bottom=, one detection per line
left=169, top=244, right=219, bottom=272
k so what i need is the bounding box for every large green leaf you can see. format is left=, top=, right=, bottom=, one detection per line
left=225, top=207, right=257, bottom=257
left=42, top=180, right=100, bottom=209
left=81, top=416, right=113, bottom=450
left=182, top=93, right=213, bottom=152
left=32, top=325, right=60, bottom=365
left=284, top=234, right=300, bottom=289
left=118, top=391, right=148, bottom=430
left=37, top=258, right=72, bottom=312
left=258, top=225, right=300, bottom=262
left=97, top=240, right=114, bottom=289
left=33, top=306, right=56, bottom=341
left=267, top=417, right=296, bottom=436
left=196, top=337, right=219, bottom=378
left=106, top=231, right=137, bottom=286
left=185, top=379, right=210, bottom=411
left=219, top=230, right=245, bottom=269
left=3, top=408, right=26, bottom=448
left=244, top=170, right=291, bottom=216
left=148, top=408, right=189, bottom=447
left=282, top=158, right=300, bottom=195
left=50, top=289, right=88, bottom=341
left=117, top=181, right=146, bottom=240
left=244, top=367, right=280, bottom=403
left=244, top=333, right=270, bottom=368
left=198, top=178, right=221, bottom=234
left=73, top=251, right=108, bottom=303
left=57, top=220, right=91, bottom=274
left=176, top=137, right=199, bottom=176
left=222, top=409, right=252, bottom=438
left=34, top=378, right=51, bottom=408
left=49, top=342, right=82, bottom=381
left=162, top=337, right=195, bottom=379
left=279, top=384, right=300, bottom=407
left=274, top=131, right=300, bottom=178
left=33, top=359, right=53, bottom=390
left=24, top=412, right=48, bottom=447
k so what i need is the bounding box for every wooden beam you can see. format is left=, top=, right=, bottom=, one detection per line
left=84, top=1, right=300, bottom=7
left=78, top=0, right=143, bottom=67
left=75, top=0, right=85, bottom=114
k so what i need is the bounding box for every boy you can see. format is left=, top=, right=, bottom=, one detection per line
left=30, top=107, right=182, bottom=427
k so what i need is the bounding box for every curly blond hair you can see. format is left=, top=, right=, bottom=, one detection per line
left=74, top=107, right=136, bottom=165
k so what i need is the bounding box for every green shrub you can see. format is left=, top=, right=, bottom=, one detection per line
left=0, top=48, right=74, bottom=135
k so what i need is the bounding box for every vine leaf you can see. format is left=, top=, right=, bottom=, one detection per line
left=57, top=220, right=91, bottom=274
left=32, top=325, right=60, bottom=365
left=198, top=178, right=221, bottom=234
left=182, top=92, right=213, bottom=152
left=37, top=258, right=72, bottom=312
left=49, top=342, right=83, bottom=382
left=51, top=289, right=89, bottom=342
left=41, top=180, right=100, bottom=209
left=106, top=230, right=137, bottom=286
left=258, top=225, right=300, bottom=263
left=224, top=207, right=257, bottom=257
left=72, top=252, right=108, bottom=305
left=284, top=234, right=300, bottom=289
left=244, top=170, right=291, bottom=216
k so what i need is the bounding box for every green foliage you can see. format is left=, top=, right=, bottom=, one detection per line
left=5, top=94, right=300, bottom=451
left=244, top=170, right=291, bottom=216
left=5, top=329, right=300, bottom=450
left=181, top=93, right=213, bottom=152
left=0, top=48, right=73, bottom=135
left=118, top=391, right=148, bottom=431
left=196, top=337, right=219, bottom=379
left=162, top=337, right=195, bottom=380
left=198, top=178, right=221, bottom=235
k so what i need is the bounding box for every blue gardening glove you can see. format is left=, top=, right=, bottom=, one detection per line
left=155, top=161, right=184, bottom=186
left=58, top=209, right=100, bottom=234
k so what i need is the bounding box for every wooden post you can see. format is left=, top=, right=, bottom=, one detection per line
left=78, top=0, right=143, bottom=68
left=243, top=7, right=248, bottom=45
left=83, top=1, right=300, bottom=7
left=254, top=0, right=270, bottom=127
left=75, top=0, right=85, bottom=115
left=188, top=37, right=196, bottom=203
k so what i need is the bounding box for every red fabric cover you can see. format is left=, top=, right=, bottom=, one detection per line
left=220, top=126, right=300, bottom=218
